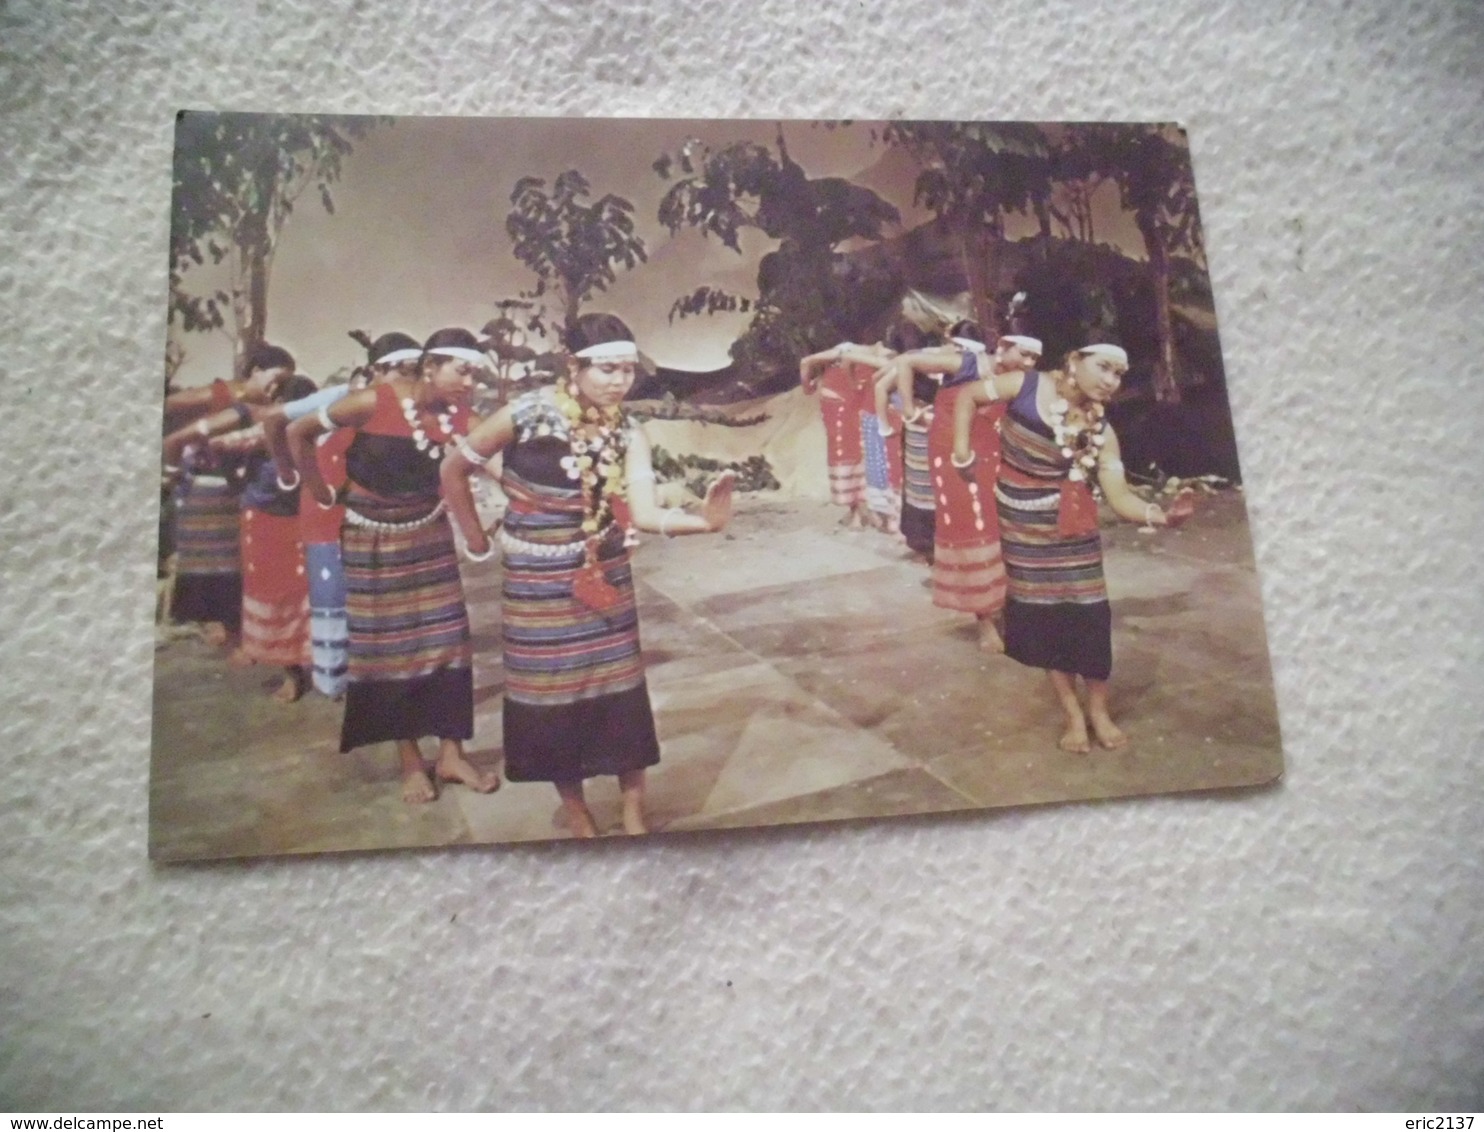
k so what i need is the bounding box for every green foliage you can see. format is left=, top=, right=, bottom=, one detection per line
left=505, top=170, right=647, bottom=336
left=169, top=112, right=382, bottom=351
left=1059, top=123, right=1203, bottom=258
left=654, top=128, right=901, bottom=381
left=647, top=445, right=780, bottom=494
left=878, top=121, right=1050, bottom=226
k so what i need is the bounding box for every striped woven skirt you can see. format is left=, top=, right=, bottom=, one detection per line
left=498, top=478, right=659, bottom=783
left=818, top=368, right=866, bottom=508
left=899, top=408, right=935, bottom=556
left=928, top=390, right=1007, bottom=616
left=996, top=414, right=1111, bottom=680
left=338, top=491, right=473, bottom=752
left=172, top=474, right=242, bottom=630
left=239, top=508, right=311, bottom=667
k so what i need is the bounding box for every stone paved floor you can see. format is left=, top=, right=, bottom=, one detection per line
left=149, top=491, right=1283, bottom=861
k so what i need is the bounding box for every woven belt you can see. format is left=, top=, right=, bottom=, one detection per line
left=344, top=500, right=446, bottom=533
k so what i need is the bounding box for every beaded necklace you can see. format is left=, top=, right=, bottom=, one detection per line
left=1048, top=375, right=1109, bottom=491
left=551, top=378, right=628, bottom=535
left=400, top=390, right=459, bottom=461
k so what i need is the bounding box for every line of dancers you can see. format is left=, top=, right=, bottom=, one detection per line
left=800, top=320, right=1194, bottom=754
left=161, top=315, right=733, bottom=836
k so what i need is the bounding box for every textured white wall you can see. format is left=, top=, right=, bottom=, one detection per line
left=1, top=0, right=1481, bottom=1111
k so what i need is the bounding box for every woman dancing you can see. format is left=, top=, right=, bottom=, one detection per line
left=798, top=341, right=896, bottom=529
left=162, top=344, right=297, bottom=647
left=442, top=314, right=734, bottom=838
left=266, top=332, right=423, bottom=699
left=874, top=332, right=1042, bottom=650
left=287, top=327, right=499, bottom=803
left=952, top=343, right=1193, bottom=751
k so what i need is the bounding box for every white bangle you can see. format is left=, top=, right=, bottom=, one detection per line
left=659, top=507, right=684, bottom=537
left=950, top=451, right=976, bottom=469
left=456, top=437, right=487, bottom=467
left=316, top=493, right=338, bottom=511
left=195, top=419, right=211, bottom=437
left=1144, top=502, right=1160, bottom=526
left=317, top=405, right=336, bottom=431
left=276, top=469, right=301, bottom=491
left=463, top=538, right=497, bottom=562
left=162, top=463, right=180, bottom=475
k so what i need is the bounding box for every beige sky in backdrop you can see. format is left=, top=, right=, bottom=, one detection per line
left=169, top=117, right=1141, bottom=387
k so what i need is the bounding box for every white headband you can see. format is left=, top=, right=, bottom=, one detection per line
left=1079, top=344, right=1128, bottom=366
left=375, top=348, right=422, bottom=366
left=575, top=340, right=638, bottom=361
left=951, top=336, right=987, bottom=352
left=427, top=346, right=487, bottom=366
left=1001, top=335, right=1043, bottom=355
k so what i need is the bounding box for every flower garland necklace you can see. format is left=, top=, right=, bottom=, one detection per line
left=1048, top=375, right=1108, bottom=490
left=552, top=378, right=628, bottom=535
left=401, top=389, right=459, bottom=461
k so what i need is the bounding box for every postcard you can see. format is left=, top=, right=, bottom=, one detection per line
left=151, top=113, right=1281, bottom=860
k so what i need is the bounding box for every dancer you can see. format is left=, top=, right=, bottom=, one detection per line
left=952, top=343, right=1194, bottom=751
left=798, top=341, right=893, bottom=529
left=162, top=344, right=297, bottom=646
left=211, top=375, right=319, bottom=701
left=287, top=327, right=499, bottom=803
left=874, top=332, right=1042, bottom=650
left=442, top=314, right=734, bottom=838
left=266, top=332, right=422, bottom=699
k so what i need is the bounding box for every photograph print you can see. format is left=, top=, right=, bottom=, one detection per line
left=151, top=113, right=1283, bottom=861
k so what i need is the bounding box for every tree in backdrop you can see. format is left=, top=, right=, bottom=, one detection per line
left=876, top=122, right=1051, bottom=338
left=654, top=127, right=901, bottom=383
left=1059, top=123, right=1205, bottom=403
left=505, top=170, right=648, bottom=343
left=479, top=298, right=555, bottom=406
left=169, top=112, right=382, bottom=374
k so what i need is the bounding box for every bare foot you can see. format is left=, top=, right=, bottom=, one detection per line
left=434, top=750, right=501, bottom=794
left=565, top=805, right=599, bottom=838
left=401, top=767, right=436, bottom=804
left=271, top=670, right=305, bottom=704
left=1058, top=721, right=1092, bottom=754
left=1088, top=713, right=1128, bottom=750
left=201, top=622, right=229, bottom=647
left=977, top=619, right=1005, bottom=654
left=227, top=647, right=254, bottom=668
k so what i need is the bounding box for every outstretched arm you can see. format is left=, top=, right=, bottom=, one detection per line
left=162, top=403, right=257, bottom=468
left=872, top=347, right=978, bottom=424
left=1096, top=427, right=1195, bottom=527
left=267, top=385, right=353, bottom=485
left=801, top=342, right=895, bottom=395
left=625, top=426, right=733, bottom=535
left=440, top=406, right=517, bottom=558
left=286, top=388, right=377, bottom=507
left=950, top=369, right=1029, bottom=476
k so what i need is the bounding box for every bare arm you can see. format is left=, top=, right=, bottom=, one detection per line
left=162, top=404, right=255, bottom=467
left=625, top=426, right=733, bottom=535
left=801, top=342, right=895, bottom=395
left=1096, top=428, right=1195, bottom=528
left=440, top=406, right=518, bottom=557
left=286, top=389, right=378, bottom=507
left=873, top=347, right=980, bottom=424
left=263, top=408, right=295, bottom=485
